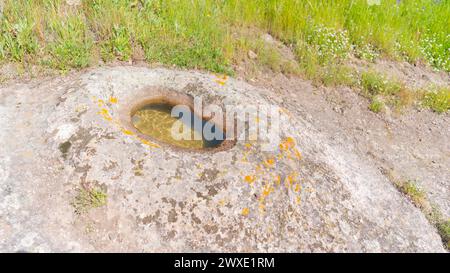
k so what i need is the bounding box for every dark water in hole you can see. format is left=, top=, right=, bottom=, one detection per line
left=131, top=103, right=224, bottom=149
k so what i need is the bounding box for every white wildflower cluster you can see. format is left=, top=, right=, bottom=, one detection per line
left=367, top=0, right=381, bottom=6
left=355, top=43, right=379, bottom=62
left=420, top=33, right=450, bottom=72
left=306, top=25, right=351, bottom=63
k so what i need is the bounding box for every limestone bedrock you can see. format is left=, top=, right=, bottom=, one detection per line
left=0, top=66, right=445, bottom=252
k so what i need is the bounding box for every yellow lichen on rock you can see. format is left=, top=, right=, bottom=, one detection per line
left=109, top=97, right=118, bottom=104
left=239, top=136, right=305, bottom=216
left=92, top=96, right=159, bottom=149
left=244, top=175, right=255, bottom=184
left=214, top=74, right=228, bottom=86
left=241, top=207, right=250, bottom=216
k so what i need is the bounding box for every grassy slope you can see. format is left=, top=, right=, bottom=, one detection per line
left=0, top=0, right=449, bottom=112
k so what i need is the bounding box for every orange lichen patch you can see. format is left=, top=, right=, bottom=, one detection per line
left=214, top=74, right=227, bottom=80
left=241, top=207, right=250, bottom=216
left=285, top=136, right=295, bottom=144
left=98, top=108, right=113, bottom=121
left=283, top=137, right=295, bottom=148
left=215, top=74, right=228, bottom=80
left=218, top=199, right=226, bottom=206
left=293, top=147, right=302, bottom=160
left=241, top=143, right=254, bottom=162
left=137, top=137, right=160, bottom=148
left=279, top=137, right=295, bottom=150
left=285, top=172, right=298, bottom=186
left=263, top=158, right=275, bottom=168
left=258, top=203, right=266, bottom=213
left=109, top=96, right=118, bottom=104
left=278, top=136, right=303, bottom=161
left=238, top=138, right=306, bottom=216
left=91, top=96, right=160, bottom=149
left=277, top=153, right=284, bottom=160
left=97, top=99, right=105, bottom=107
left=214, top=74, right=228, bottom=86
left=262, top=184, right=274, bottom=198
left=121, top=129, right=134, bottom=135
left=244, top=175, right=255, bottom=184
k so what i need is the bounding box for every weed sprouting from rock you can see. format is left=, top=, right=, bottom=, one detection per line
left=72, top=182, right=107, bottom=214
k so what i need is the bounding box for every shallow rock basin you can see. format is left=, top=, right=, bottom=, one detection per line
left=131, top=102, right=224, bottom=150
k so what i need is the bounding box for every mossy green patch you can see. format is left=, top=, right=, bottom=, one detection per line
left=369, top=99, right=384, bottom=113
left=58, top=141, right=72, bottom=159
left=72, top=184, right=107, bottom=214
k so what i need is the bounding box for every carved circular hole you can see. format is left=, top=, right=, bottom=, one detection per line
left=122, top=87, right=235, bottom=152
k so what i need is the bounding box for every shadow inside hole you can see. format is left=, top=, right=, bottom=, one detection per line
left=131, top=102, right=225, bottom=149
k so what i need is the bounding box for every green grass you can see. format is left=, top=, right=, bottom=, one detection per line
left=358, top=70, right=450, bottom=113
left=437, top=220, right=450, bottom=249
left=361, top=70, right=402, bottom=97
left=422, top=87, right=450, bottom=113
left=47, top=15, right=92, bottom=71
left=360, top=70, right=413, bottom=110
left=0, top=2, right=38, bottom=61
left=369, top=99, right=384, bottom=113
left=400, top=181, right=427, bottom=208
left=429, top=207, right=450, bottom=250
left=1, top=0, right=449, bottom=72
left=72, top=184, right=107, bottom=214
left=387, top=171, right=426, bottom=209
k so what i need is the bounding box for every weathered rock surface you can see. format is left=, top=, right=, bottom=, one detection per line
left=0, top=66, right=446, bottom=252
